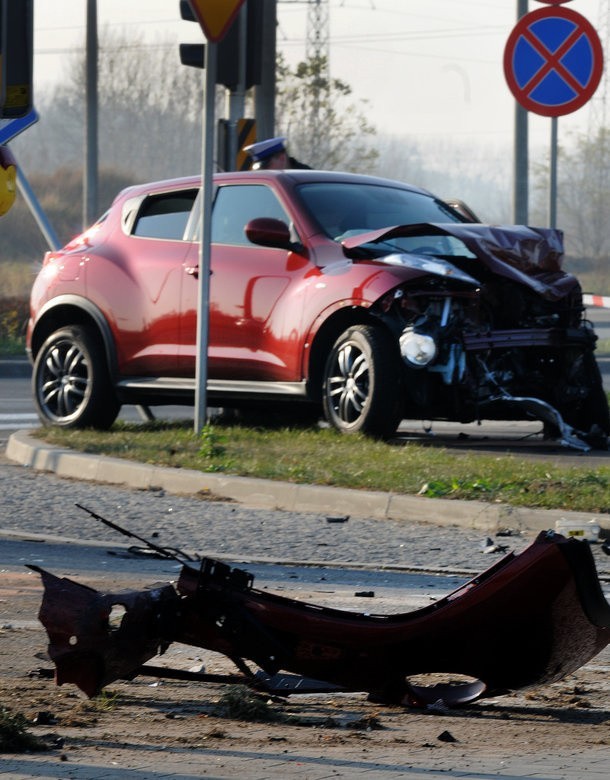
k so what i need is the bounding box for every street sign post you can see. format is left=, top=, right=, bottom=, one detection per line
left=503, top=4, right=603, bottom=117
left=504, top=3, right=603, bottom=228
left=185, top=0, right=246, bottom=434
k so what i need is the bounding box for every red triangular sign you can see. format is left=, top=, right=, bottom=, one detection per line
left=187, top=0, right=247, bottom=42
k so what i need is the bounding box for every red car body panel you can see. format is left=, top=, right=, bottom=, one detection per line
left=31, top=529, right=610, bottom=706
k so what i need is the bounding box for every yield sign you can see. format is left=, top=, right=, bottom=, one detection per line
left=503, top=5, right=603, bottom=117
left=186, top=0, right=247, bottom=42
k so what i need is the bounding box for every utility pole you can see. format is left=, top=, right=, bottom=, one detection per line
left=84, top=0, right=98, bottom=228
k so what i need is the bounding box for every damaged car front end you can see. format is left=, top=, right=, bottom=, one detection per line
left=339, top=222, right=609, bottom=451
left=31, top=522, right=610, bottom=708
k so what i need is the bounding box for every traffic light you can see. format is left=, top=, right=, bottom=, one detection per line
left=0, top=0, right=34, bottom=119
left=0, top=144, right=16, bottom=215
left=179, top=0, right=263, bottom=90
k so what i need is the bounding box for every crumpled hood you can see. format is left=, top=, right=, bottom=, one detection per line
left=341, top=222, right=571, bottom=299
left=342, top=223, right=564, bottom=269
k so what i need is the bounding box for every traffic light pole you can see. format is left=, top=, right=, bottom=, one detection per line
left=226, top=5, right=247, bottom=170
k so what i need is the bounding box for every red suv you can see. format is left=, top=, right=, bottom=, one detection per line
left=27, top=170, right=609, bottom=449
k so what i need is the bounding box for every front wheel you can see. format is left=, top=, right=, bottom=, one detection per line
left=322, top=324, right=403, bottom=438
left=33, top=325, right=120, bottom=429
left=556, top=350, right=610, bottom=448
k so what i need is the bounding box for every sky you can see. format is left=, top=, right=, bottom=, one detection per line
left=32, top=0, right=607, bottom=154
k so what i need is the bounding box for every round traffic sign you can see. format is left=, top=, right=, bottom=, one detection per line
left=503, top=5, right=603, bottom=117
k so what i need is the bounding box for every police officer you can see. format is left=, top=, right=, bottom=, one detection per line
left=243, top=136, right=311, bottom=170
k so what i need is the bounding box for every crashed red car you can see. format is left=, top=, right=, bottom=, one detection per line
left=27, top=170, right=610, bottom=448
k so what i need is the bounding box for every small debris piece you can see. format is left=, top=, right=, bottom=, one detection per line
left=28, top=668, right=54, bottom=680
left=426, top=699, right=449, bottom=715
left=480, top=537, right=508, bottom=554
left=347, top=715, right=385, bottom=731
left=326, top=515, right=349, bottom=523
left=32, top=711, right=56, bottom=726
left=354, top=591, right=375, bottom=598
left=437, top=729, right=458, bottom=743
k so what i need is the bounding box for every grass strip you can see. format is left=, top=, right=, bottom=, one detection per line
left=38, top=421, right=610, bottom=514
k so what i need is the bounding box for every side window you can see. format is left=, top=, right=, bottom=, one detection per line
left=212, top=185, right=290, bottom=246
left=132, top=190, right=198, bottom=240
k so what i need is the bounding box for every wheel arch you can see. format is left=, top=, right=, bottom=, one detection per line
left=30, top=296, right=117, bottom=377
left=306, top=305, right=396, bottom=403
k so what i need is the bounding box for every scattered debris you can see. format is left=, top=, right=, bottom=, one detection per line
left=346, top=715, right=385, bottom=731
left=32, top=711, right=56, bottom=726
left=437, top=729, right=458, bottom=743
left=480, top=537, right=508, bottom=554
left=213, top=686, right=281, bottom=723
left=426, top=699, right=449, bottom=715
left=555, top=519, right=601, bottom=543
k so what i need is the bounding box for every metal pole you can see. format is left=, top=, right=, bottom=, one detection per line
left=15, top=163, right=61, bottom=251
left=194, top=43, right=217, bottom=434
left=514, top=0, right=528, bottom=224
left=255, top=0, right=277, bottom=138
left=549, top=116, right=558, bottom=228
left=84, top=0, right=98, bottom=228
left=227, top=5, right=247, bottom=170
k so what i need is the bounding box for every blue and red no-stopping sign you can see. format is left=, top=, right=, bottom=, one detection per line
left=504, top=5, right=604, bottom=117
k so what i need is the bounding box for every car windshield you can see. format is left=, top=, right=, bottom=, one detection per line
left=297, top=182, right=466, bottom=251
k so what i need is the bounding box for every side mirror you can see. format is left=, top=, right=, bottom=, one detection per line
left=445, top=199, right=480, bottom=223
left=245, top=217, right=292, bottom=249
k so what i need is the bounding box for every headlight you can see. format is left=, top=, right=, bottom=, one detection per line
left=400, top=328, right=437, bottom=367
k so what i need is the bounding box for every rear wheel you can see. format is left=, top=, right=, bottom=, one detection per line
left=322, top=324, right=402, bottom=438
left=33, top=325, right=120, bottom=429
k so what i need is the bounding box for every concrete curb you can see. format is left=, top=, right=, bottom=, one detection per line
left=6, top=430, right=606, bottom=534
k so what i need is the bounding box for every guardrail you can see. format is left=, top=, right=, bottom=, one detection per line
left=584, top=294, right=610, bottom=309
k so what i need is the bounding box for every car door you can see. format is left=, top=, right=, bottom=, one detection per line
left=98, top=187, right=198, bottom=375
left=179, top=182, right=310, bottom=381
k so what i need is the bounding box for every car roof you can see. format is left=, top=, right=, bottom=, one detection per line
left=116, top=170, right=431, bottom=199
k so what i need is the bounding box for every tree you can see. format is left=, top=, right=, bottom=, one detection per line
left=275, top=53, right=378, bottom=172
left=13, top=29, right=207, bottom=183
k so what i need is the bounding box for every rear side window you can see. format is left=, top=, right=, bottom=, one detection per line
left=132, top=190, right=198, bottom=240
left=212, top=184, right=289, bottom=246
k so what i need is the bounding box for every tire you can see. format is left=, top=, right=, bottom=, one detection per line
left=32, top=325, right=120, bottom=429
left=322, top=324, right=403, bottom=437
left=559, top=351, right=610, bottom=446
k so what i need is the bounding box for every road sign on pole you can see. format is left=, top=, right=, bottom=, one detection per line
left=504, top=5, right=603, bottom=117
left=186, top=0, right=246, bottom=42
